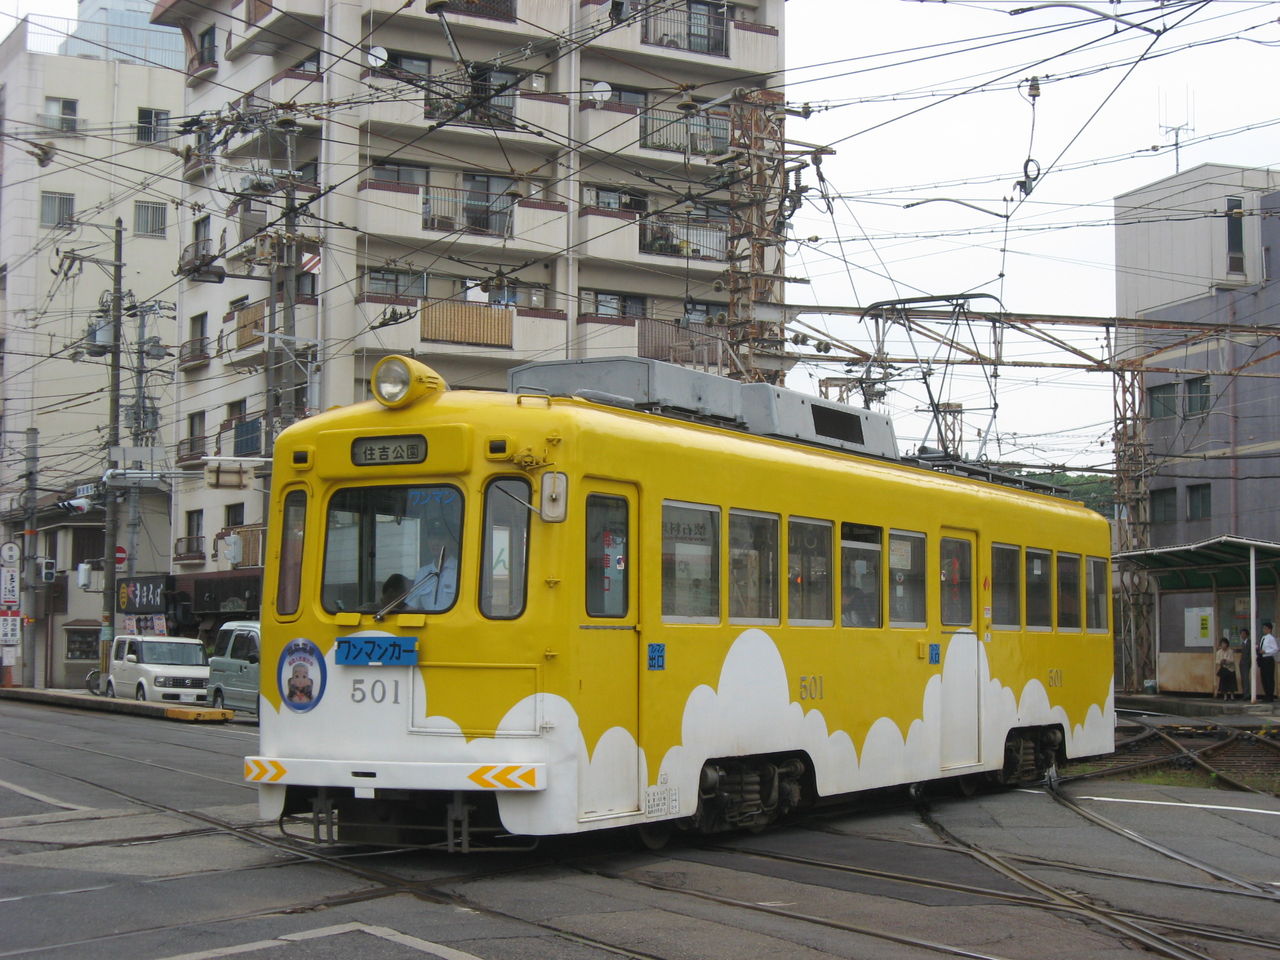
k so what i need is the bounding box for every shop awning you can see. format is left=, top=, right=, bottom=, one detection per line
left=1114, top=535, right=1280, bottom=591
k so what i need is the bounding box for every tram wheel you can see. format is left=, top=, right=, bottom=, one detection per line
left=635, top=820, right=673, bottom=851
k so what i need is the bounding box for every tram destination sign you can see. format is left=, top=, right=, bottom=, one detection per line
left=351, top=435, right=427, bottom=466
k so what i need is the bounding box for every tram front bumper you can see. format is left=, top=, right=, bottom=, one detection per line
left=244, top=756, right=546, bottom=793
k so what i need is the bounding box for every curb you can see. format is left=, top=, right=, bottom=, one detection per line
left=0, top=686, right=234, bottom=723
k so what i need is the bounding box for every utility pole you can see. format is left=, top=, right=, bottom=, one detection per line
left=21, top=428, right=38, bottom=687
left=100, top=217, right=123, bottom=673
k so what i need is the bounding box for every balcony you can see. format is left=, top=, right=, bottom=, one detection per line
left=226, top=0, right=324, bottom=59
left=178, top=238, right=217, bottom=275
left=36, top=113, right=87, bottom=136
left=638, top=215, right=728, bottom=261
left=365, top=0, right=565, bottom=38
left=186, top=52, right=217, bottom=85
left=174, top=536, right=206, bottom=563
left=360, top=84, right=565, bottom=146
left=586, top=5, right=779, bottom=77
left=356, top=181, right=567, bottom=255
left=177, top=337, right=211, bottom=370
left=642, top=6, right=728, bottom=56
left=421, top=300, right=513, bottom=348
left=176, top=436, right=207, bottom=467
left=640, top=108, right=729, bottom=156
left=424, top=76, right=516, bottom=129
left=638, top=317, right=727, bottom=370
left=579, top=209, right=727, bottom=270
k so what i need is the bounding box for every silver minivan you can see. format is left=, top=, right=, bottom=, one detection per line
left=207, top=620, right=260, bottom=716
left=107, top=635, right=209, bottom=703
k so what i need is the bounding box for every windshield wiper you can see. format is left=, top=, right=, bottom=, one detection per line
left=373, top=544, right=447, bottom=621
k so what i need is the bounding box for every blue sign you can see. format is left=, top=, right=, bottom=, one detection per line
left=647, top=642, right=666, bottom=671
left=336, top=635, right=418, bottom=666
left=928, top=643, right=941, bottom=665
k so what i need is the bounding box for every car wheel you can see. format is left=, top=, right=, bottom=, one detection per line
left=212, top=690, right=225, bottom=710
left=106, top=680, right=116, bottom=698
left=135, top=685, right=147, bottom=701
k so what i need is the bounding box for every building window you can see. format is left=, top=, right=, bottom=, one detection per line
left=134, top=201, right=167, bottom=238
left=1226, top=196, right=1244, bottom=274
left=370, top=160, right=428, bottom=186
left=225, top=502, right=245, bottom=528
left=43, top=97, right=78, bottom=132
left=1187, top=483, right=1211, bottom=521
left=66, top=630, right=100, bottom=660
left=196, top=26, right=216, bottom=65
left=365, top=269, right=427, bottom=298
left=1184, top=376, right=1211, bottom=417
left=186, top=509, right=204, bottom=539
left=40, top=191, right=75, bottom=228
left=1150, top=487, right=1177, bottom=524
left=137, top=108, right=169, bottom=142
left=1147, top=382, right=1176, bottom=419
left=585, top=184, right=647, bottom=212
left=384, top=50, right=430, bottom=78
left=189, top=312, right=207, bottom=341
left=587, top=290, right=647, bottom=318
left=194, top=215, right=211, bottom=244
left=188, top=410, right=205, bottom=439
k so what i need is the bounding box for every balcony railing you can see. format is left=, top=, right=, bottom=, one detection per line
left=640, top=108, right=729, bottom=156
left=424, top=184, right=515, bottom=237
left=179, top=238, right=217, bottom=274
left=177, top=337, right=211, bottom=369
left=217, top=524, right=266, bottom=568
left=36, top=113, right=86, bottom=135
left=135, top=123, right=172, bottom=144
left=451, top=0, right=515, bottom=21
left=176, top=435, right=207, bottom=466
left=639, top=317, right=725, bottom=369
left=421, top=300, right=513, bottom=347
left=187, top=52, right=217, bottom=81
left=424, top=77, right=516, bottom=128
left=641, top=5, right=728, bottom=56
left=174, top=536, right=206, bottom=562
left=639, top=216, right=728, bottom=261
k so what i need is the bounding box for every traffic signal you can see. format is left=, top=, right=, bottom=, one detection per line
left=39, top=559, right=56, bottom=583
left=55, top=497, right=93, bottom=513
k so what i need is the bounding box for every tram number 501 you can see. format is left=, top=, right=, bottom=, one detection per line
left=798, top=674, right=825, bottom=701
left=351, top=678, right=402, bottom=704
left=1047, top=669, right=1064, bottom=688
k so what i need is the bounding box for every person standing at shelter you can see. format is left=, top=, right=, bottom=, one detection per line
left=1214, top=637, right=1238, bottom=700
left=1259, top=621, right=1278, bottom=702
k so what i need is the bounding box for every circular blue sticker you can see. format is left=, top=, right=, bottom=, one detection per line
left=278, top=638, right=327, bottom=712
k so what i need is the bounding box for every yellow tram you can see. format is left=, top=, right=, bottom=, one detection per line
left=249, top=355, right=1114, bottom=849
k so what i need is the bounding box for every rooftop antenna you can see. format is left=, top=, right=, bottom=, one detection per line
left=1159, top=89, right=1194, bottom=174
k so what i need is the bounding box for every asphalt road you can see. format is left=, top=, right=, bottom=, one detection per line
left=1, top=699, right=1278, bottom=960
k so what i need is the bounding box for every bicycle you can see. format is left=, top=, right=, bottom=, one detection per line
left=84, top=668, right=104, bottom=695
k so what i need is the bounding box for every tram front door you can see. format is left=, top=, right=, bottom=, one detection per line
left=939, top=528, right=981, bottom=769
left=576, top=480, right=641, bottom=821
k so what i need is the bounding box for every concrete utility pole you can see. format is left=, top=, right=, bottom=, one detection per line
left=101, top=217, right=124, bottom=671
left=21, top=428, right=38, bottom=687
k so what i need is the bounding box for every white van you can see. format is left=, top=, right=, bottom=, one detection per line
left=107, top=635, right=209, bottom=703
left=207, top=620, right=260, bottom=716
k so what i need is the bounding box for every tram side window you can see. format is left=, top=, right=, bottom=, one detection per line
left=586, top=494, right=628, bottom=618
left=1086, top=556, right=1109, bottom=631
left=729, top=510, right=779, bottom=623
left=788, top=518, right=832, bottom=625
left=940, top=537, right=972, bottom=626
left=662, top=501, right=719, bottom=621
left=277, top=490, right=306, bottom=616
left=1057, top=552, right=1081, bottom=630
left=991, top=543, right=1020, bottom=629
left=840, top=522, right=881, bottom=628
left=1026, top=548, right=1052, bottom=629
left=481, top=478, right=530, bottom=619
left=888, top=530, right=926, bottom=627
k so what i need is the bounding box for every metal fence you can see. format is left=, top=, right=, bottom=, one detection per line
left=640, top=108, right=729, bottom=155
left=19, top=15, right=184, bottom=70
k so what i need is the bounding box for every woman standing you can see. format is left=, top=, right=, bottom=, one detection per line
left=1214, top=636, right=1238, bottom=700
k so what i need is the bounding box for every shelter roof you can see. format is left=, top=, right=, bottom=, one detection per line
left=1115, top=535, right=1280, bottom=591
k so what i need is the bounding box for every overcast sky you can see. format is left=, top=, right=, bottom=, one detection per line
left=5, top=0, right=1276, bottom=467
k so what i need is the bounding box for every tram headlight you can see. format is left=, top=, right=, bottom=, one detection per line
left=371, top=355, right=446, bottom=408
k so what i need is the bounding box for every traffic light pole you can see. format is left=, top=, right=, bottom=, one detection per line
left=20, top=428, right=38, bottom=687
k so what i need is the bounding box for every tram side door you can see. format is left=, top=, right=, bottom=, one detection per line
left=576, top=481, right=641, bottom=821
left=939, top=528, right=981, bottom=769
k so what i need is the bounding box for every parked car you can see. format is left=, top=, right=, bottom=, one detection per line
left=208, top=620, right=260, bottom=716
left=106, top=635, right=209, bottom=703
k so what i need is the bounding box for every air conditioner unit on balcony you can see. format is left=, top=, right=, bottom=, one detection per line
left=240, top=173, right=276, bottom=194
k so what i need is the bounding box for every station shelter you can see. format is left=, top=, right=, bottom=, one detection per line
left=1115, top=535, right=1280, bottom=695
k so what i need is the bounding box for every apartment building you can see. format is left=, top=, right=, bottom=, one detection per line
left=1114, top=163, right=1280, bottom=691
left=148, top=0, right=785, bottom=629
left=0, top=3, right=184, bottom=686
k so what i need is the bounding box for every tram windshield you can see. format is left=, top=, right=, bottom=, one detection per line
left=322, top=484, right=463, bottom=614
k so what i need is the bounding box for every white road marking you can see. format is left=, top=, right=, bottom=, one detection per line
left=0, top=777, right=88, bottom=811
left=154, top=922, right=489, bottom=960
left=1074, top=795, right=1280, bottom=817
